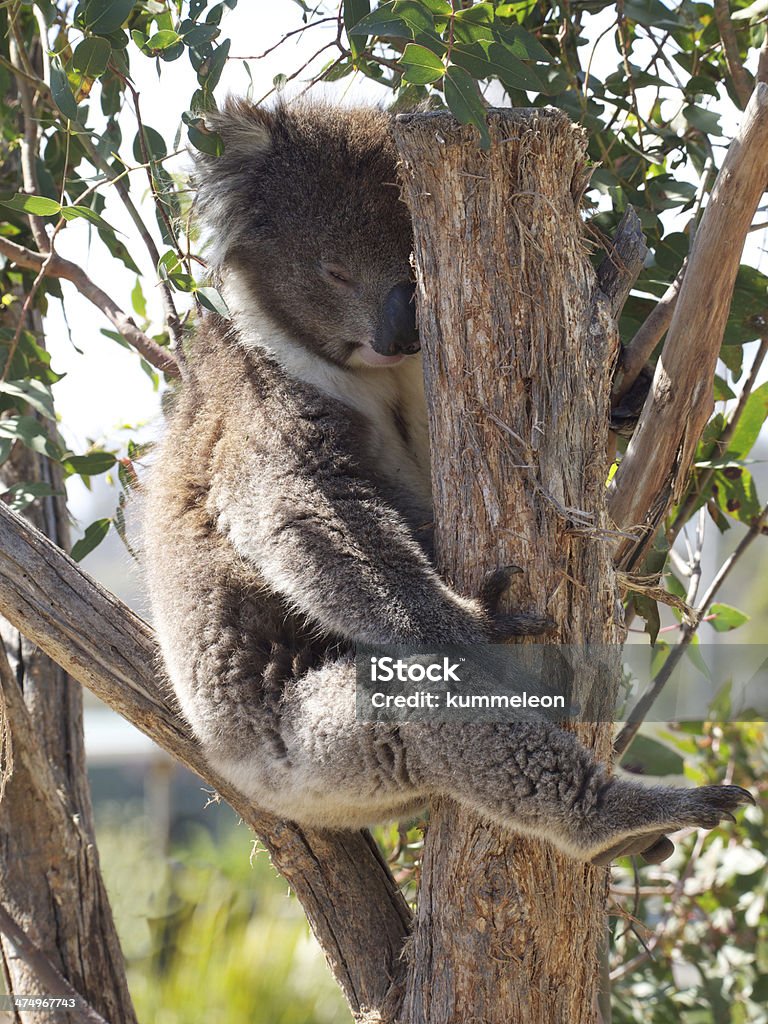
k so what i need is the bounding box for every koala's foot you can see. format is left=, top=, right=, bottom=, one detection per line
left=589, top=783, right=755, bottom=866
left=479, top=566, right=555, bottom=638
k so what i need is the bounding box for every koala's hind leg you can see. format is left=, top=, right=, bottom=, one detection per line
left=412, top=719, right=754, bottom=864
left=201, top=660, right=752, bottom=862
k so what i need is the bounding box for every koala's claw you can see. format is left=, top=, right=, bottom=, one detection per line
left=479, top=566, right=523, bottom=613
left=591, top=785, right=754, bottom=866
left=688, top=784, right=755, bottom=828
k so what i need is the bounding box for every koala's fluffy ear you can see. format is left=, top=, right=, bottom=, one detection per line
left=201, top=98, right=274, bottom=163
left=191, top=99, right=276, bottom=267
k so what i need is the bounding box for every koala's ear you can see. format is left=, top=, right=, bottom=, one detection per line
left=201, top=98, right=274, bottom=162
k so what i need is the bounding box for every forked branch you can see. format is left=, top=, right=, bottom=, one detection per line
left=0, top=500, right=409, bottom=1020
left=608, top=82, right=768, bottom=568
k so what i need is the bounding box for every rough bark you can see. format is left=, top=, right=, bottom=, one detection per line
left=394, top=109, right=621, bottom=1024
left=0, top=499, right=410, bottom=1020
left=0, top=306, right=137, bottom=1022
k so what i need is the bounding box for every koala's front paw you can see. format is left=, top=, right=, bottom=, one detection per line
left=478, top=566, right=555, bottom=639
left=590, top=784, right=755, bottom=866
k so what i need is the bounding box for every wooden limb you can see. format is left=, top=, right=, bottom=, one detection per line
left=595, top=206, right=648, bottom=319
left=8, top=17, right=49, bottom=255
left=608, top=83, right=768, bottom=569
left=0, top=236, right=180, bottom=377
left=78, top=134, right=183, bottom=350
left=0, top=903, right=110, bottom=1024
left=395, top=108, right=619, bottom=1024
left=714, top=0, right=752, bottom=109
left=618, top=263, right=684, bottom=399
left=0, top=499, right=409, bottom=1020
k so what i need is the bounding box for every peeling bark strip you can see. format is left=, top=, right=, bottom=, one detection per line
left=394, top=109, right=620, bottom=1024
left=0, top=500, right=409, bottom=1020
left=609, top=82, right=768, bottom=569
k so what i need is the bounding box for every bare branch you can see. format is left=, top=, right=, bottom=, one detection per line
left=8, top=16, right=49, bottom=254
left=618, top=263, right=685, bottom=399
left=0, top=904, right=109, bottom=1024
left=78, top=134, right=183, bottom=349
left=0, top=236, right=181, bottom=377
left=0, top=499, right=409, bottom=1019
left=759, top=28, right=768, bottom=85
left=595, top=206, right=648, bottom=319
left=714, top=0, right=752, bottom=109
left=608, top=83, right=768, bottom=569
left=614, top=499, right=768, bottom=755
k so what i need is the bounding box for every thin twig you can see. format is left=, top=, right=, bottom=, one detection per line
left=614, top=500, right=768, bottom=755
left=230, top=16, right=336, bottom=60
left=713, top=0, right=752, bottom=109
left=0, top=236, right=180, bottom=376
left=8, top=16, right=49, bottom=253
left=78, top=135, right=183, bottom=348
left=617, top=264, right=686, bottom=398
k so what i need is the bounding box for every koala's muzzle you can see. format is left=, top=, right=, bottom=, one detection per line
left=374, top=282, right=420, bottom=356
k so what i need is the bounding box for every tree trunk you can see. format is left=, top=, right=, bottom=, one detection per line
left=0, top=313, right=137, bottom=1024
left=394, top=109, right=621, bottom=1024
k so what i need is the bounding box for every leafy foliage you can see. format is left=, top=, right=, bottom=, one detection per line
left=1, top=1, right=767, bottom=1020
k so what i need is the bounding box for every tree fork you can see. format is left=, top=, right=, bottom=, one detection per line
left=394, top=109, right=622, bottom=1024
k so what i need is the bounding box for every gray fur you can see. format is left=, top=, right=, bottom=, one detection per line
left=143, top=100, right=752, bottom=864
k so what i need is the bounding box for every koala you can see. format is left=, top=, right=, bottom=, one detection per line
left=143, top=99, right=752, bottom=866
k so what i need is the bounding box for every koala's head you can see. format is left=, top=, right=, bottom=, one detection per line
left=194, top=99, right=418, bottom=369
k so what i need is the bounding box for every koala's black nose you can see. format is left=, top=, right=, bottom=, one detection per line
left=374, top=281, right=420, bottom=356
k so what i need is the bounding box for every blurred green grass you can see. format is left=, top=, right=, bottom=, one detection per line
left=94, top=805, right=349, bottom=1024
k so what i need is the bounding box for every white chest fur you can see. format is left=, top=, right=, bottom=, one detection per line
left=223, top=273, right=433, bottom=510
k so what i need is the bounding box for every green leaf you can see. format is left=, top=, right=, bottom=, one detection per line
left=187, top=124, right=225, bottom=156
left=683, top=104, right=723, bottom=137
left=196, top=286, right=230, bottom=317
left=400, top=43, right=444, bottom=85
left=64, top=451, right=117, bottom=475
left=344, top=0, right=372, bottom=57
left=444, top=65, right=490, bottom=149
left=131, top=278, right=147, bottom=320
left=349, top=1, right=432, bottom=38
left=71, top=37, right=111, bottom=78
left=725, top=382, right=768, bottom=460
left=50, top=59, right=80, bottom=119
left=708, top=603, right=750, bottom=633
left=197, top=39, right=230, bottom=93
left=4, top=481, right=62, bottom=514
left=61, top=205, right=119, bottom=233
left=0, top=194, right=62, bottom=216
left=0, top=416, right=62, bottom=459
left=621, top=734, right=685, bottom=777
left=132, top=126, right=168, bottom=163
left=712, top=465, right=761, bottom=526
left=71, top=518, right=111, bottom=562
left=146, top=30, right=183, bottom=50
left=451, top=41, right=543, bottom=92
left=98, top=230, right=141, bottom=274
left=81, top=0, right=135, bottom=35
left=495, top=23, right=553, bottom=64
left=0, top=379, right=56, bottom=419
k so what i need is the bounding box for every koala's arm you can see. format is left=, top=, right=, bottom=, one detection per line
left=210, top=439, right=488, bottom=646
